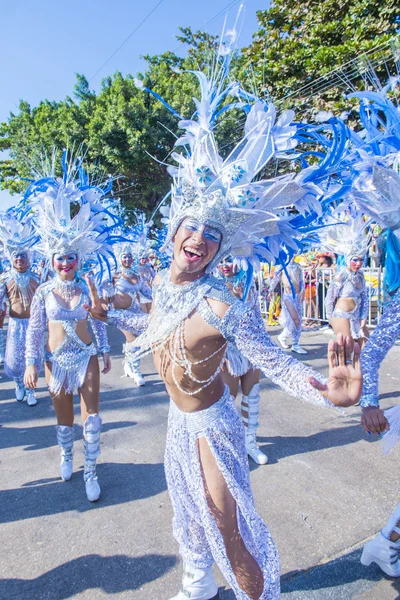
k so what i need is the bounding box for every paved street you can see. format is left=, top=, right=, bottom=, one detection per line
left=0, top=325, right=399, bottom=600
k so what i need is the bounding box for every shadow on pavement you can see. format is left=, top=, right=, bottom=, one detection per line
left=254, top=423, right=371, bottom=465
left=220, top=548, right=400, bottom=598
left=0, top=553, right=177, bottom=599
left=0, top=420, right=136, bottom=451
left=281, top=547, right=400, bottom=598
left=0, top=462, right=167, bottom=524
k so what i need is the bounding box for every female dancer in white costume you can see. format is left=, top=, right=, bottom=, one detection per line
left=24, top=162, right=113, bottom=502
left=275, top=260, right=307, bottom=354
left=323, top=216, right=370, bottom=349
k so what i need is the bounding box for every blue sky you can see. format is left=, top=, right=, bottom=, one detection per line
left=1, top=0, right=266, bottom=208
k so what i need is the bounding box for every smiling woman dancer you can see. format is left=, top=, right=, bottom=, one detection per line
left=24, top=163, right=113, bottom=502
left=86, top=36, right=363, bottom=598
left=323, top=216, right=371, bottom=350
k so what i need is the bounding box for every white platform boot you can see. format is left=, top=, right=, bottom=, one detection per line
left=83, top=414, right=102, bottom=502
left=291, top=331, right=307, bottom=354
left=56, top=425, right=74, bottom=481
left=25, top=388, right=37, bottom=406
left=170, top=564, right=219, bottom=600
left=123, top=344, right=145, bottom=386
left=131, top=359, right=145, bottom=387
left=241, top=384, right=268, bottom=465
left=277, top=329, right=290, bottom=349
left=15, top=379, right=25, bottom=402
left=361, top=503, right=400, bottom=577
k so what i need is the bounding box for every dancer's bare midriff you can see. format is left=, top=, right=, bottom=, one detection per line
left=46, top=290, right=92, bottom=352
left=335, top=297, right=356, bottom=312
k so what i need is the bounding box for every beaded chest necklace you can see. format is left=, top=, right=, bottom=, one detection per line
left=9, top=269, right=36, bottom=311
left=135, top=272, right=228, bottom=393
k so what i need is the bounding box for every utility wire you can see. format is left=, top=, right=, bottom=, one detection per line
left=89, top=0, right=165, bottom=82
left=170, top=0, right=242, bottom=55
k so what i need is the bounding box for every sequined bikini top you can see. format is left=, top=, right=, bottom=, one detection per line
left=335, top=269, right=366, bottom=300
left=44, top=288, right=90, bottom=321
left=115, top=275, right=142, bottom=295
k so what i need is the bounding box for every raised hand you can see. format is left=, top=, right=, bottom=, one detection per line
left=308, top=333, right=362, bottom=407
left=82, top=275, right=109, bottom=322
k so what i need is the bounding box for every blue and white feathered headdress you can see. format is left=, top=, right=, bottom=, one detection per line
left=22, top=150, right=123, bottom=278
left=0, top=210, right=38, bottom=261
left=134, top=9, right=330, bottom=273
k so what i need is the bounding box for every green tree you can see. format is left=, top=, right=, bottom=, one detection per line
left=243, top=0, right=400, bottom=117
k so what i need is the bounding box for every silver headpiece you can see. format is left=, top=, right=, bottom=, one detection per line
left=0, top=212, right=37, bottom=261
left=135, top=13, right=325, bottom=273
left=318, top=215, right=371, bottom=263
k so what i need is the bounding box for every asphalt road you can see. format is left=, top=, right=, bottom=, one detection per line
left=0, top=324, right=399, bottom=600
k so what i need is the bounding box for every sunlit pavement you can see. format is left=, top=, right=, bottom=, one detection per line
left=0, top=325, right=399, bottom=599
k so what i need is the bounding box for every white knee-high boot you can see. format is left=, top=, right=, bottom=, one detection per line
left=361, top=503, right=400, bottom=577
left=123, top=343, right=145, bottom=386
left=131, top=359, right=145, bottom=387
left=56, top=425, right=74, bottom=481
left=83, top=414, right=102, bottom=502
left=241, top=384, right=268, bottom=465
left=170, top=563, right=219, bottom=600
left=277, top=327, right=290, bottom=349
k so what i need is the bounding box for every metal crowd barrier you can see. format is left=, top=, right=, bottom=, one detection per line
left=258, top=267, right=385, bottom=327
left=301, top=267, right=384, bottom=327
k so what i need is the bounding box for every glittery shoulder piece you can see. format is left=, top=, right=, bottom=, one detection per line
left=197, top=291, right=246, bottom=342
left=35, top=279, right=57, bottom=301
left=201, top=275, right=239, bottom=307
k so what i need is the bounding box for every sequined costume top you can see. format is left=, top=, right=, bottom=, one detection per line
left=106, top=272, right=333, bottom=409
left=26, top=279, right=110, bottom=368
left=115, top=271, right=152, bottom=304
left=0, top=268, right=39, bottom=313
left=135, top=263, right=155, bottom=286
left=325, top=267, right=368, bottom=320
left=360, top=288, right=400, bottom=408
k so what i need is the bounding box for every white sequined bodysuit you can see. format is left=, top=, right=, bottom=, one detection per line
left=26, top=279, right=110, bottom=395
left=325, top=267, right=368, bottom=338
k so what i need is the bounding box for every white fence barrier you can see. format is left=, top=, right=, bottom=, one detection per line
left=259, top=267, right=385, bottom=328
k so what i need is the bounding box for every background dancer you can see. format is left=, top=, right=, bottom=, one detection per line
left=218, top=255, right=268, bottom=465
left=275, top=259, right=307, bottom=354
left=0, top=213, right=39, bottom=405
left=24, top=156, right=113, bottom=502
left=112, top=242, right=150, bottom=385
left=323, top=216, right=370, bottom=349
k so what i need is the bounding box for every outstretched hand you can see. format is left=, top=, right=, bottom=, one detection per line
left=308, top=333, right=362, bottom=407
left=83, top=275, right=109, bottom=322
